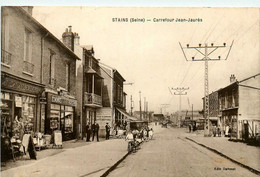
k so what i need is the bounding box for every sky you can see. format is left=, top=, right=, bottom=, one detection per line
left=31, top=7, right=259, bottom=114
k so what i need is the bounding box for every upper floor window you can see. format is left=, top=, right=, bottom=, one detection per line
left=66, top=63, right=70, bottom=91
left=24, top=28, right=32, bottom=63
left=23, top=28, right=34, bottom=74
left=49, top=51, right=55, bottom=85
left=1, top=14, right=11, bottom=66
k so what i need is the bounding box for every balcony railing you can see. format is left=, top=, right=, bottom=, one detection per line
left=84, top=92, right=102, bottom=106
left=1, top=49, right=12, bottom=66
left=23, top=61, right=34, bottom=74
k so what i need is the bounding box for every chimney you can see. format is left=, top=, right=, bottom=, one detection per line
left=230, top=74, right=236, bottom=83
left=62, top=26, right=74, bottom=51
left=74, top=33, right=80, bottom=45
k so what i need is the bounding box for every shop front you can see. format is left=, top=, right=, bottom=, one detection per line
left=222, top=109, right=238, bottom=138
left=1, top=73, right=45, bottom=137
left=45, top=92, right=77, bottom=141
left=1, top=72, right=45, bottom=161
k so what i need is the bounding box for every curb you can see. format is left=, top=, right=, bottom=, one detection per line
left=185, top=137, right=260, bottom=176
left=100, top=152, right=130, bottom=177
left=100, top=141, right=145, bottom=177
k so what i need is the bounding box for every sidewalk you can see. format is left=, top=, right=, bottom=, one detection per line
left=1, top=137, right=128, bottom=177
left=1, top=138, right=103, bottom=171
left=185, top=131, right=260, bottom=173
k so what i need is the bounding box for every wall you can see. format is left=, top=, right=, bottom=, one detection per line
left=96, top=107, right=113, bottom=137
left=41, top=36, right=77, bottom=97
left=238, top=86, right=260, bottom=121
left=100, top=66, right=113, bottom=107
left=1, top=7, right=42, bottom=83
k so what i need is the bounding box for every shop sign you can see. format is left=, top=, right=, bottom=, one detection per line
left=15, top=96, right=22, bottom=107
left=51, top=95, right=77, bottom=106
left=1, top=74, right=44, bottom=95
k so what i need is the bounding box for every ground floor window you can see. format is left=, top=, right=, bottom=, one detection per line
left=1, top=91, right=36, bottom=142
left=48, top=104, right=74, bottom=134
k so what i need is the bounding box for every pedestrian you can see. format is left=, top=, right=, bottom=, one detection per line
left=86, top=122, right=91, bottom=142
left=213, top=124, right=217, bottom=137
left=225, top=125, right=229, bottom=137
left=217, top=125, right=221, bottom=137
left=188, top=124, right=191, bottom=133
left=105, top=123, right=111, bottom=140
left=92, top=122, right=99, bottom=142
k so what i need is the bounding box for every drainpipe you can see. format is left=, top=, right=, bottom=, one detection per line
left=41, top=32, right=49, bottom=84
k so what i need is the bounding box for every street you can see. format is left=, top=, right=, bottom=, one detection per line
left=108, top=127, right=258, bottom=177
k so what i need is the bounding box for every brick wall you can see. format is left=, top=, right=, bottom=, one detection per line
left=1, top=7, right=42, bottom=83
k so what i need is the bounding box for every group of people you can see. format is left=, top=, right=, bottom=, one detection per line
left=85, top=122, right=111, bottom=142
left=85, top=122, right=100, bottom=142
left=212, top=124, right=222, bottom=137
left=125, top=126, right=154, bottom=142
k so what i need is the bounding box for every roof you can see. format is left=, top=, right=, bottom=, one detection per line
left=13, top=7, right=80, bottom=60
left=239, top=73, right=260, bottom=83
left=217, top=73, right=260, bottom=92
left=100, top=62, right=126, bottom=82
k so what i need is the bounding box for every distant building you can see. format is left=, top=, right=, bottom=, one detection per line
left=153, top=114, right=166, bottom=122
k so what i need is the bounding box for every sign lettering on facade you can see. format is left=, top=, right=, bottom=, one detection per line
left=51, top=95, right=77, bottom=106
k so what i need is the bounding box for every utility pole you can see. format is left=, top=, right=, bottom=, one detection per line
left=179, top=41, right=233, bottom=136
left=130, top=95, right=134, bottom=116
left=192, top=104, right=193, bottom=121
left=139, top=91, right=142, bottom=120
left=170, top=87, right=189, bottom=127
left=144, top=97, right=146, bottom=120
left=147, top=101, right=149, bottom=122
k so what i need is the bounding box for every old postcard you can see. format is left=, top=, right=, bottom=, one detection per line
left=1, top=5, right=260, bottom=177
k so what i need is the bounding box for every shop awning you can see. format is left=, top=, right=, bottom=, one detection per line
left=116, top=107, right=138, bottom=121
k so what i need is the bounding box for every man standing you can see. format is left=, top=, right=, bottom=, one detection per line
left=86, top=122, right=91, bottom=142
left=92, top=122, right=99, bottom=142
left=105, top=123, right=111, bottom=140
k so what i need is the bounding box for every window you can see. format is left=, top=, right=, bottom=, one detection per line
left=1, top=13, right=9, bottom=52
left=24, top=28, right=32, bottom=63
left=65, top=63, right=70, bottom=91
left=49, top=51, right=55, bottom=85
left=1, top=14, right=11, bottom=66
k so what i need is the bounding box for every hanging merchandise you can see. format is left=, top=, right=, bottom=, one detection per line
left=15, top=96, right=22, bottom=107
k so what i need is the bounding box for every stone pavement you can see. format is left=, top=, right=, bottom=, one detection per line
left=1, top=138, right=105, bottom=172
left=185, top=131, right=260, bottom=174
left=1, top=137, right=128, bottom=177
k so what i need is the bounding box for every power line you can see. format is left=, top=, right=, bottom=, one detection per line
left=169, top=87, right=189, bottom=127
left=179, top=42, right=233, bottom=136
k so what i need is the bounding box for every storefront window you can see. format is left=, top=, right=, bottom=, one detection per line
left=21, top=95, right=36, bottom=132
left=50, top=104, right=60, bottom=131
left=64, top=106, right=73, bottom=133
left=1, top=92, right=13, bottom=137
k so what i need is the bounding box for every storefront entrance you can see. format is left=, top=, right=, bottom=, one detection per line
left=46, top=93, right=77, bottom=141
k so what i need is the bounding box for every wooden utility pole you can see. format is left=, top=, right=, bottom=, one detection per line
left=130, top=95, right=133, bottom=116
left=139, top=91, right=142, bottom=120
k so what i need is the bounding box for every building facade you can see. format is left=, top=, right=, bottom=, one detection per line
left=218, top=74, right=260, bottom=140
left=202, top=91, right=220, bottom=130
left=99, top=63, right=128, bottom=136
left=1, top=7, right=79, bottom=141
